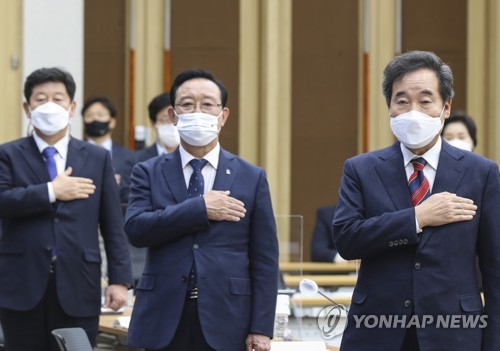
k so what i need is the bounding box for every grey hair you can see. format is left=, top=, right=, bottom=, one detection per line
left=382, top=50, right=454, bottom=106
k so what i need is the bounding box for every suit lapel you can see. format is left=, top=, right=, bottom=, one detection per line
left=161, top=149, right=189, bottom=203
left=19, top=137, right=50, bottom=183
left=418, top=142, right=467, bottom=250
left=213, top=148, right=237, bottom=191
left=66, top=138, right=88, bottom=176
left=375, top=143, right=413, bottom=211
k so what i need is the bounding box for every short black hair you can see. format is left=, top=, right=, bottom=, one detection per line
left=442, top=110, right=477, bottom=147
left=24, top=67, right=76, bottom=101
left=81, top=96, right=117, bottom=118
left=382, top=51, right=454, bottom=106
left=148, top=92, right=171, bottom=123
left=170, top=69, right=228, bottom=108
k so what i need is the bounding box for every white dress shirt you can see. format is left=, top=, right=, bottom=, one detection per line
left=32, top=132, right=70, bottom=203
left=179, top=143, right=220, bottom=194
left=400, top=137, right=443, bottom=232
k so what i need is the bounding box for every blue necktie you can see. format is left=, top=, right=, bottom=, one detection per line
left=187, top=159, right=208, bottom=198
left=42, top=146, right=58, bottom=262
left=186, top=159, right=208, bottom=297
left=42, top=147, right=58, bottom=180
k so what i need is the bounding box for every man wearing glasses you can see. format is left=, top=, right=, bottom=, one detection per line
left=125, top=69, right=279, bottom=351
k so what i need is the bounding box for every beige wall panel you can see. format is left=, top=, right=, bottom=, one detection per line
left=402, top=0, right=467, bottom=111
left=0, top=0, right=22, bottom=143
left=292, top=0, right=359, bottom=261
left=84, top=0, right=127, bottom=145
left=170, top=0, right=240, bottom=154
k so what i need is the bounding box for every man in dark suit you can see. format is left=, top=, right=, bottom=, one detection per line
left=81, top=96, right=135, bottom=205
left=311, top=205, right=341, bottom=262
left=0, top=67, right=133, bottom=351
left=333, top=51, right=500, bottom=350
left=135, top=92, right=180, bottom=163
left=125, top=69, right=279, bottom=351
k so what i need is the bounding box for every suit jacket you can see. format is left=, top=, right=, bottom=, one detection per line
left=111, top=143, right=135, bottom=205
left=134, top=144, right=159, bottom=164
left=125, top=147, right=279, bottom=350
left=333, top=141, right=500, bottom=351
left=0, top=136, right=132, bottom=317
left=311, top=205, right=337, bottom=262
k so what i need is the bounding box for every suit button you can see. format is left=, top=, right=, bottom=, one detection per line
left=403, top=239, right=408, bottom=244
left=414, top=262, right=421, bottom=270
left=399, top=239, right=404, bottom=245
left=394, top=241, right=399, bottom=246
left=45, top=245, right=52, bottom=251
left=54, top=218, right=60, bottom=223
left=193, top=244, right=199, bottom=250
left=389, top=241, right=394, bottom=247
left=404, top=299, right=412, bottom=308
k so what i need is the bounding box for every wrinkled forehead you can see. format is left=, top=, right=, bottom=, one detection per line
left=175, top=78, right=221, bottom=102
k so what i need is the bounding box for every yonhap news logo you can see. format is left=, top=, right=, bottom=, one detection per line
left=317, top=304, right=349, bottom=339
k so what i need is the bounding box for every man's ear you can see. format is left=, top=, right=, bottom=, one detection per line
left=167, top=106, right=178, bottom=125
left=23, top=102, right=31, bottom=118
left=443, top=99, right=452, bottom=120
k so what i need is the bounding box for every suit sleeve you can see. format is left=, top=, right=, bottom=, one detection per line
left=248, top=170, right=279, bottom=337
left=311, top=207, right=337, bottom=262
left=333, top=158, right=419, bottom=260
left=0, top=147, right=52, bottom=218
left=476, top=163, right=500, bottom=349
left=99, top=151, right=133, bottom=286
left=125, top=163, right=209, bottom=248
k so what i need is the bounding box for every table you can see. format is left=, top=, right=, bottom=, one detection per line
left=283, top=274, right=357, bottom=287
left=99, top=308, right=131, bottom=338
left=280, top=262, right=358, bottom=273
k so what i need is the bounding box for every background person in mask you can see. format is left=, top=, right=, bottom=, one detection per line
left=441, top=110, right=477, bottom=152
left=333, top=51, right=500, bottom=350
left=0, top=67, right=132, bottom=350
left=81, top=96, right=135, bottom=205
left=135, top=92, right=180, bottom=163
left=125, top=69, right=279, bottom=351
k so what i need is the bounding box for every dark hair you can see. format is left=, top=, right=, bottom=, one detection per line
left=24, top=67, right=76, bottom=101
left=382, top=51, right=454, bottom=106
left=81, top=96, right=117, bottom=118
left=442, top=110, right=477, bottom=147
left=169, top=69, right=228, bottom=108
left=148, top=92, right=171, bottom=123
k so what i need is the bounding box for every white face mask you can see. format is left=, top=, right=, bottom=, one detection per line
left=175, top=112, right=221, bottom=147
left=446, top=138, right=473, bottom=152
left=156, top=123, right=180, bottom=149
left=390, top=107, right=445, bottom=149
left=30, top=101, right=71, bottom=136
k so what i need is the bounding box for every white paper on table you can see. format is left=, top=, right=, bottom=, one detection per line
left=113, top=316, right=131, bottom=330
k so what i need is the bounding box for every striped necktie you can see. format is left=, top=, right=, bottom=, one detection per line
left=408, top=157, right=430, bottom=206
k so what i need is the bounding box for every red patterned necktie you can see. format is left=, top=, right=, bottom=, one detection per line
left=408, top=157, right=430, bottom=206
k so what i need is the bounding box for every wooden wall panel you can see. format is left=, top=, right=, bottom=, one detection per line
left=170, top=0, right=240, bottom=154
left=402, top=0, right=467, bottom=110
left=292, top=1, right=360, bottom=261
left=84, top=0, right=127, bottom=145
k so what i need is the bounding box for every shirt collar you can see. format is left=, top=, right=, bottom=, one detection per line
left=32, top=131, right=70, bottom=160
left=400, top=136, right=442, bottom=171
left=156, top=142, right=166, bottom=156
left=179, top=143, right=220, bottom=170
left=87, top=137, right=113, bottom=153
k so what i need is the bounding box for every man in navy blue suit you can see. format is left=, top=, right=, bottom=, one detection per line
left=81, top=96, right=136, bottom=206
left=134, top=92, right=180, bottom=163
left=125, top=69, right=279, bottom=351
left=333, top=51, right=500, bottom=350
left=0, top=67, right=132, bottom=350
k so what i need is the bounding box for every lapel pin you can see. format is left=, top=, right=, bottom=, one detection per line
left=226, top=169, right=231, bottom=175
